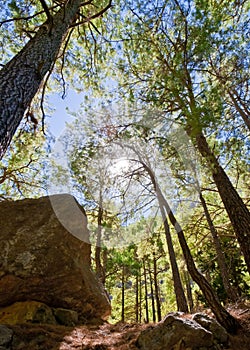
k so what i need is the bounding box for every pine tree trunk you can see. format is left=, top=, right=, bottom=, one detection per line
left=0, top=0, right=112, bottom=158
left=121, top=264, right=125, bottom=322
left=161, top=198, right=239, bottom=333
left=184, top=270, right=194, bottom=312
left=144, top=162, right=189, bottom=312
left=143, top=258, right=149, bottom=323
left=195, top=132, right=250, bottom=274
left=159, top=200, right=189, bottom=312
left=139, top=270, right=142, bottom=323
left=153, top=252, right=162, bottom=321
left=95, top=205, right=103, bottom=280
left=148, top=261, right=156, bottom=322
left=135, top=274, right=139, bottom=322
left=200, top=192, right=238, bottom=302
left=133, top=146, right=239, bottom=332
left=101, top=248, right=108, bottom=286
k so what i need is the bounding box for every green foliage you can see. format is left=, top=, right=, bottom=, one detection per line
left=0, top=121, right=47, bottom=200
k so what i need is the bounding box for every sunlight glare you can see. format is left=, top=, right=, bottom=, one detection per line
left=109, top=158, right=130, bottom=176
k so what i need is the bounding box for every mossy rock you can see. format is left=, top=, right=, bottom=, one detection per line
left=0, top=301, right=56, bottom=325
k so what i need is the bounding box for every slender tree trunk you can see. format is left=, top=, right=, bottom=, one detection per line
left=101, top=248, right=108, bottom=286
left=143, top=258, right=149, bottom=323
left=199, top=192, right=238, bottom=302
left=227, top=89, right=250, bottom=132
left=184, top=270, right=194, bottom=312
left=135, top=273, right=139, bottom=322
left=121, top=264, right=125, bottom=322
left=159, top=200, right=189, bottom=312
left=153, top=252, right=162, bottom=321
left=0, top=0, right=84, bottom=158
left=95, top=202, right=104, bottom=281
left=148, top=261, right=156, bottom=322
left=142, top=160, right=188, bottom=312
left=195, top=131, right=250, bottom=274
left=139, top=270, right=142, bottom=323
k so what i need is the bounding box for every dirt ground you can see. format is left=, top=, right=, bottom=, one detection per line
left=9, top=302, right=250, bottom=350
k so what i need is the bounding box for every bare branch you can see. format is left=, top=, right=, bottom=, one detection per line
left=39, top=0, right=52, bottom=22
left=70, top=0, right=112, bottom=27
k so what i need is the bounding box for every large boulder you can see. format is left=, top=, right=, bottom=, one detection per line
left=136, top=313, right=218, bottom=350
left=0, top=194, right=111, bottom=323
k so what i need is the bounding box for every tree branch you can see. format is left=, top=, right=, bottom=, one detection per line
left=39, top=0, right=52, bottom=22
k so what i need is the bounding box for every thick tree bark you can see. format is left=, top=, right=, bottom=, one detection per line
left=199, top=192, right=238, bottom=302
left=195, top=131, right=250, bottom=274
left=0, top=0, right=111, bottom=158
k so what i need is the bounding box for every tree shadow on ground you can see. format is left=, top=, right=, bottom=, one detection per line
left=8, top=306, right=250, bottom=350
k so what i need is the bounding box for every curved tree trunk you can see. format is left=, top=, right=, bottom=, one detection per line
left=142, top=162, right=239, bottom=333
left=162, top=197, right=239, bottom=333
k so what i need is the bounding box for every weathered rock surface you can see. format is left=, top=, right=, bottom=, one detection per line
left=0, top=195, right=111, bottom=323
left=193, top=313, right=229, bottom=346
left=136, top=312, right=223, bottom=350
left=0, top=301, right=80, bottom=326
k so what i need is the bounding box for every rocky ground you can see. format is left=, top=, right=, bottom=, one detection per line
left=0, top=302, right=249, bottom=350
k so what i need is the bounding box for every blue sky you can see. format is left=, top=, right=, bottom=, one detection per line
left=48, top=90, right=84, bottom=138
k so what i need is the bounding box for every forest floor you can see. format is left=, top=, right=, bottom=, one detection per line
left=9, top=301, right=250, bottom=350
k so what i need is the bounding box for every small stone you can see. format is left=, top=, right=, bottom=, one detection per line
left=192, top=313, right=229, bottom=345
left=136, top=313, right=214, bottom=350
left=0, top=325, right=13, bottom=346
left=53, top=308, right=78, bottom=326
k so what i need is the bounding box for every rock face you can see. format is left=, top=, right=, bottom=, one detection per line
left=0, top=195, right=111, bottom=323
left=136, top=312, right=229, bottom=350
